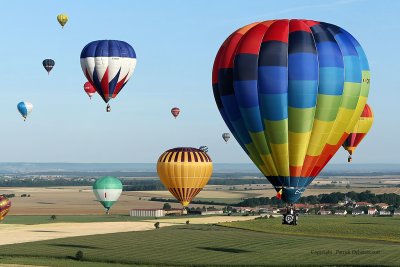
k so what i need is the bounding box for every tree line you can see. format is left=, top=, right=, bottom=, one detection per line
left=237, top=191, right=400, bottom=208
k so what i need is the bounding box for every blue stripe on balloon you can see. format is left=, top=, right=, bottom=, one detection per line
left=331, top=33, right=358, bottom=56
left=259, top=41, right=288, bottom=66
left=81, top=40, right=136, bottom=58
left=310, top=24, right=337, bottom=43
left=288, top=80, right=318, bottom=108
left=259, top=93, right=288, bottom=121
left=343, top=56, right=362, bottom=82
left=258, top=66, right=288, bottom=94
left=233, top=54, right=258, bottom=81
left=221, top=95, right=242, bottom=121
left=318, top=67, right=344, bottom=95
left=240, top=106, right=264, bottom=132
left=234, top=80, right=259, bottom=108
left=288, top=53, right=318, bottom=80
left=288, top=31, right=317, bottom=54
left=355, top=47, right=369, bottom=71
left=316, top=42, right=344, bottom=68
left=108, top=69, right=121, bottom=96
left=92, top=68, right=107, bottom=102
left=231, top=119, right=253, bottom=144
left=218, top=69, right=234, bottom=96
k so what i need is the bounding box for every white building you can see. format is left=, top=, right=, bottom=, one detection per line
left=130, top=209, right=164, bottom=217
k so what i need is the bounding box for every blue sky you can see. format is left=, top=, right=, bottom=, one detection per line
left=0, top=0, right=397, bottom=164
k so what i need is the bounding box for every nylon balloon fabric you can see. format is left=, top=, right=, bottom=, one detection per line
left=212, top=19, right=370, bottom=203
left=80, top=40, right=137, bottom=103
left=157, top=147, right=213, bottom=207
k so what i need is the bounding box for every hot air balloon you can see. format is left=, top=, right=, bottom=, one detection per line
left=57, top=14, right=68, bottom=28
left=157, top=147, right=213, bottom=211
left=342, top=104, right=373, bottom=162
left=212, top=20, right=370, bottom=212
left=80, top=40, right=137, bottom=112
left=92, top=176, right=122, bottom=214
left=171, top=107, right=180, bottom=118
left=199, top=146, right=209, bottom=153
left=222, top=133, right=230, bottom=143
left=17, top=101, right=33, bottom=121
left=0, top=196, right=11, bottom=222
left=84, top=82, right=96, bottom=99
left=42, top=59, right=55, bottom=74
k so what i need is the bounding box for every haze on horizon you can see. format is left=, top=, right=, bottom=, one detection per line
left=0, top=0, right=397, bottom=165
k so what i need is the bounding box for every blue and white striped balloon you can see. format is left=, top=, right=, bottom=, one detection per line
left=17, top=101, right=33, bottom=121
left=80, top=40, right=137, bottom=104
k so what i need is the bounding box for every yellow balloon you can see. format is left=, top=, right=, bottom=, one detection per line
left=157, top=147, right=213, bottom=207
left=57, top=14, right=68, bottom=28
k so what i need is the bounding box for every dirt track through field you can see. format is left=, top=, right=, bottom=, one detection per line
left=0, top=216, right=257, bottom=246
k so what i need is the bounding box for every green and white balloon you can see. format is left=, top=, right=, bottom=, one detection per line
left=92, top=176, right=122, bottom=214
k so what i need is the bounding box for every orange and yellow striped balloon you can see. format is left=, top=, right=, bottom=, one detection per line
left=157, top=147, right=213, bottom=207
left=342, top=104, right=374, bottom=161
left=0, top=196, right=11, bottom=221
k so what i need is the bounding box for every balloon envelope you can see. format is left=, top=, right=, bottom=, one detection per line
left=84, top=82, right=96, bottom=98
left=42, top=59, right=55, bottom=74
left=57, top=14, right=68, bottom=28
left=171, top=107, right=180, bottom=118
left=157, top=147, right=213, bottom=207
left=92, top=176, right=123, bottom=211
left=212, top=19, right=370, bottom=203
left=0, top=196, right=11, bottom=221
left=17, top=101, right=33, bottom=120
left=80, top=40, right=137, bottom=104
left=342, top=104, right=373, bottom=156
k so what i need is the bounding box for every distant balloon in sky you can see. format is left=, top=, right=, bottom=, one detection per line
left=17, top=101, right=33, bottom=121
left=80, top=40, right=137, bottom=110
left=222, top=133, right=230, bottom=143
left=83, top=82, right=96, bottom=99
left=212, top=19, right=370, bottom=204
left=42, top=59, right=55, bottom=75
left=57, top=14, right=68, bottom=28
left=0, top=196, right=11, bottom=222
left=92, top=176, right=122, bottom=214
left=342, top=104, right=374, bottom=162
left=157, top=147, right=213, bottom=208
left=171, top=107, right=180, bottom=119
left=199, top=146, right=209, bottom=153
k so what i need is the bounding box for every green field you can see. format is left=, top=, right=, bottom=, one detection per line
left=3, top=215, right=151, bottom=224
left=0, top=215, right=399, bottom=266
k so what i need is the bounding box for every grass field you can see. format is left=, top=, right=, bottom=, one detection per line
left=222, top=215, right=400, bottom=243
left=0, top=216, right=399, bottom=266
left=2, top=215, right=151, bottom=225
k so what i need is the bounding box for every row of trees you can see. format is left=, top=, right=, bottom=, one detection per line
left=237, top=191, right=400, bottom=208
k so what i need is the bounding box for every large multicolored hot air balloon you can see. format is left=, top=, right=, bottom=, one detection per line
left=83, top=82, right=96, bottom=99
left=92, top=176, right=123, bottom=214
left=222, top=133, right=230, bottom=143
left=42, top=59, right=55, bottom=74
left=0, top=196, right=11, bottom=222
left=212, top=19, right=370, bottom=204
left=342, top=104, right=373, bottom=162
left=171, top=107, right=180, bottom=119
left=57, top=14, right=68, bottom=28
left=17, top=101, right=33, bottom=121
left=157, top=147, right=213, bottom=209
left=80, top=40, right=137, bottom=110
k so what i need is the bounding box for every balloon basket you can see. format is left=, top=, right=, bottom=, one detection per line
left=282, top=206, right=298, bottom=226
left=182, top=208, right=188, bottom=215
